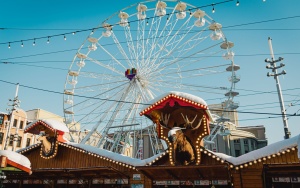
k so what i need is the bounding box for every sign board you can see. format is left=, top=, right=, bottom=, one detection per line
left=153, top=181, right=166, bottom=185
left=272, top=177, right=290, bottom=183
left=131, top=184, right=144, bottom=188
left=69, top=179, right=78, bottom=184
left=133, top=174, right=141, bottom=180
left=194, top=180, right=210, bottom=185
left=291, top=177, right=300, bottom=183
left=212, top=180, right=228, bottom=185
left=57, top=180, right=67, bottom=184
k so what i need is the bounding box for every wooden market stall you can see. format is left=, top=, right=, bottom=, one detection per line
left=5, top=92, right=300, bottom=188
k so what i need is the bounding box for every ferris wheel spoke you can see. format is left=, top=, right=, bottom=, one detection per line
left=81, top=82, right=132, bottom=143
left=67, top=82, right=129, bottom=129
left=91, top=46, right=126, bottom=73
left=79, top=71, right=123, bottom=81
left=124, top=26, right=139, bottom=66
left=159, top=41, right=223, bottom=72
left=96, top=82, right=136, bottom=147
left=137, top=18, right=146, bottom=69
left=110, top=32, right=134, bottom=68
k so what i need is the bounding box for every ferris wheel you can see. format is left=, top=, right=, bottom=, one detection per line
left=63, top=0, right=236, bottom=158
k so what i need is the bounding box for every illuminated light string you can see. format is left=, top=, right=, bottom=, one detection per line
left=3, top=0, right=238, bottom=48
left=201, top=146, right=297, bottom=171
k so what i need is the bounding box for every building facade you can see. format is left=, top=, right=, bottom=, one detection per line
left=207, top=104, right=268, bottom=156
left=0, top=110, right=36, bottom=151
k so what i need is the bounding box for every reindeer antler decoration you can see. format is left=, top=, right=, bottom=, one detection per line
left=181, top=113, right=202, bottom=130
left=160, top=113, right=170, bottom=128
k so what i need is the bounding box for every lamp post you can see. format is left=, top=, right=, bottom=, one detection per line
left=265, top=37, right=290, bottom=139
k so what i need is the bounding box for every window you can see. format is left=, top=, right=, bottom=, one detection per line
left=26, top=138, right=31, bottom=147
left=235, top=150, right=240, bottom=157
left=0, top=133, right=4, bottom=144
left=234, top=139, right=240, bottom=143
left=19, top=121, right=24, bottom=129
left=9, top=135, right=14, bottom=146
left=13, top=119, right=17, bottom=127
left=0, top=115, right=4, bottom=125
left=17, top=136, right=22, bottom=147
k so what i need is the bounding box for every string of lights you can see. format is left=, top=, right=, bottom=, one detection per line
left=0, top=0, right=274, bottom=48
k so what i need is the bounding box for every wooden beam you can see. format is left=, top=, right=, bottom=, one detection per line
left=166, top=169, right=179, bottom=179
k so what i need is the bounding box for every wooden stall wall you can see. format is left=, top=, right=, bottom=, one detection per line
left=231, top=148, right=299, bottom=188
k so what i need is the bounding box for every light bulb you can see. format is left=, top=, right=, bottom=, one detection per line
left=47, top=37, right=50, bottom=44
left=236, top=0, right=240, bottom=6
left=8, top=42, right=11, bottom=49
left=72, top=32, right=75, bottom=35
left=64, top=35, right=67, bottom=40
left=33, top=39, right=36, bottom=46
left=21, top=41, right=24, bottom=47
left=212, top=5, right=215, bottom=13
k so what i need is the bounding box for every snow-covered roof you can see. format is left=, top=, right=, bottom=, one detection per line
left=0, top=111, right=8, bottom=115
left=0, top=150, right=31, bottom=173
left=141, top=91, right=213, bottom=121
left=211, top=134, right=300, bottom=166
left=24, top=119, right=69, bottom=134
left=18, top=130, right=299, bottom=169
left=63, top=142, right=165, bottom=166
left=148, top=91, right=208, bottom=107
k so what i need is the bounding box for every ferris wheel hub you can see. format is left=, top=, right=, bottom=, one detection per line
left=125, top=68, right=137, bottom=80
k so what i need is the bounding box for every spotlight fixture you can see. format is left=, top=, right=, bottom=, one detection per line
left=8, top=42, right=11, bottom=49
left=236, top=0, right=240, bottom=6
left=21, top=41, right=24, bottom=47
left=64, top=35, right=67, bottom=40
left=47, top=37, right=50, bottom=44
left=33, top=39, right=36, bottom=46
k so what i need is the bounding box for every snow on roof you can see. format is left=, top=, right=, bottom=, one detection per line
left=25, top=119, right=69, bottom=133
left=147, top=91, right=208, bottom=107
left=142, top=91, right=213, bottom=121
left=0, top=150, right=31, bottom=171
left=212, top=134, right=300, bottom=166
left=65, top=142, right=163, bottom=166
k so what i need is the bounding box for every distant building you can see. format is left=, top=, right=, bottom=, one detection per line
left=0, top=110, right=36, bottom=151
left=206, top=104, right=268, bottom=157
left=26, top=108, right=65, bottom=123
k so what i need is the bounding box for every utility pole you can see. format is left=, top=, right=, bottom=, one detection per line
left=4, top=83, right=21, bottom=150
left=265, top=37, right=290, bottom=139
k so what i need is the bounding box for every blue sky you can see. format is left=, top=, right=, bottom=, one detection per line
left=1, top=0, right=300, bottom=145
